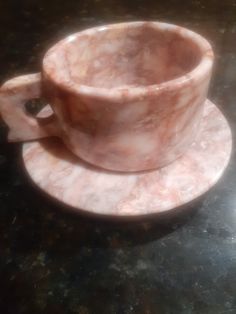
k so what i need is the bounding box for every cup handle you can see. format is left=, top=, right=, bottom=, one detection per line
left=0, top=73, right=59, bottom=142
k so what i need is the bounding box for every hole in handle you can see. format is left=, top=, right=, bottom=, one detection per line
left=24, top=98, right=53, bottom=120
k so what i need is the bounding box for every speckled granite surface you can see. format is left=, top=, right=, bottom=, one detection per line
left=0, top=0, right=236, bottom=313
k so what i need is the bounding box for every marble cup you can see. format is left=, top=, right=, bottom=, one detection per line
left=0, top=21, right=214, bottom=172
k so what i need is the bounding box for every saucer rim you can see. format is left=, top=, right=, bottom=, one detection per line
left=22, top=99, right=232, bottom=218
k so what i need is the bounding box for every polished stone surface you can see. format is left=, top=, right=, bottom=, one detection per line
left=22, top=100, right=232, bottom=217
left=0, top=21, right=214, bottom=172
left=1, top=0, right=236, bottom=313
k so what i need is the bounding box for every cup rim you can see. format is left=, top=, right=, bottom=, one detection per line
left=43, top=21, right=214, bottom=101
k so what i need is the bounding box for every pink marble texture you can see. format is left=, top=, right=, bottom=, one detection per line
left=1, top=21, right=214, bottom=172
left=0, top=74, right=58, bottom=141
left=22, top=100, right=232, bottom=217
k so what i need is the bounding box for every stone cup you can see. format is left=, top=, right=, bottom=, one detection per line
left=0, top=21, right=214, bottom=172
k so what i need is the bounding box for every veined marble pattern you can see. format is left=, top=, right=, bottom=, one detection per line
left=1, top=21, right=214, bottom=172
left=22, top=100, right=232, bottom=217
left=42, top=21, right=214, bottom=171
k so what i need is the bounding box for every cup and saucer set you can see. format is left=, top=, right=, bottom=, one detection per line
left=0, top=22, right=232, bottom=218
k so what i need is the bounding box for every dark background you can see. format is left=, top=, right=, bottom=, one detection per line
left=0, top=0, right=236, bottom=313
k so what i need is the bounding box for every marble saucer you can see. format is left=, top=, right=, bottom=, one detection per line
left=22, top=100, right=232, bottom=218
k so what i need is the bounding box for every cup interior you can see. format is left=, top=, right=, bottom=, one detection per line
left=45, top=22, right=204, bottom=89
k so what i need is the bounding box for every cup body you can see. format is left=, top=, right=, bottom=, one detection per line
left=42, top=21, right=214, bottom=172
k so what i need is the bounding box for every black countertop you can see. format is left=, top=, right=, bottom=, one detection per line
left=0, top=1, right=236, bottom=313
